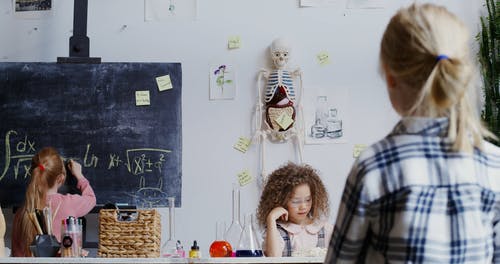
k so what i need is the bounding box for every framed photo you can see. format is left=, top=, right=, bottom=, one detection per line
left=209, top=64, right=236, bottom=100
left=303, top=86, right=350, bottom=144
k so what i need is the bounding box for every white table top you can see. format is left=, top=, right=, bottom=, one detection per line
left=0, top=257, right=324, bottom=264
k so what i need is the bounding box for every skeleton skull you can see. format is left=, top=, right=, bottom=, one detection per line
left=270, top=38, right=290, bottom=69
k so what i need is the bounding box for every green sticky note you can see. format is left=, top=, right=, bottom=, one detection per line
left=135, top=91, right=150, bottom=106
left=228, top=36, right=241, bottom=49
left=233, top=137, right=251, bottom=153
left=275, top=112, right=294, bottom=130
left=317, top=51, right=330, bottom=66
left=156, top=75, right=173, bottom=91
left=238, top=169, right=253, bottom=186
left=353, top=144, right=367, bottom=158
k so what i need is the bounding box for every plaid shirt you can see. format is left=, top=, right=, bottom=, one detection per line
left=325, top=117, right=500, bottom=264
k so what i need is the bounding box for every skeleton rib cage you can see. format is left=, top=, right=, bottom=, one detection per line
left=265, top=69, right=296, bottom=103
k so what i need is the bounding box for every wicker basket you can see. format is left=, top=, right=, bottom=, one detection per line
left=98, top=209, right=161, bottom=258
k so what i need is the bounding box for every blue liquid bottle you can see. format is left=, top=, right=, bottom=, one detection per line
left=235, top=214, right=263, bottom=257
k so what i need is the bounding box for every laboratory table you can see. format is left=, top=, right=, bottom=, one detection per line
left=0, top=257, right=324, bottom=264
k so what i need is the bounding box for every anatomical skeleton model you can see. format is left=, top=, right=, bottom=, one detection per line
left=254, top=38, right=304, bottom=180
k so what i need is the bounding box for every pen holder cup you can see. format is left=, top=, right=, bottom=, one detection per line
left=29, top=234, right=60, bottom=257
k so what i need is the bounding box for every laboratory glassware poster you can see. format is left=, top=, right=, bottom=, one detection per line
left=303, top=86, right=350, bottom=144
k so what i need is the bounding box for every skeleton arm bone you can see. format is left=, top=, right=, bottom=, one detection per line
left=292, top=68, right=302, bottom=78
left=255, top=69, right=270, bottom=137
left=293, top=68, right=303, bottom=107
left=259, top=68, right=270, bottom=79
left=293, top=68, right=304, bottom=163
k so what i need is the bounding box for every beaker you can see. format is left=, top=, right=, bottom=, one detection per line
left=161, top=197, right=178, bottom=257
left=235, top=214, right=263, bottom=257
left=209, top=221, right=232, bottom=257
left=224, top=184, right=242, bottom=256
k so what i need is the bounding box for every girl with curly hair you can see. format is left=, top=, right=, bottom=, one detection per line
left=256, top=162, right=332, bottom=257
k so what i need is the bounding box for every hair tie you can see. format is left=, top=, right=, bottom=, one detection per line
left=38, top=164, right=45, bottom=172
left=436, top=54, right=449, bottom=62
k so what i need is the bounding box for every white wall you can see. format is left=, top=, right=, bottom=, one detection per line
left=0, top=0, right=485, bottom=257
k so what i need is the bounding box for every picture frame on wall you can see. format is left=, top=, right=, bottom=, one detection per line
left=13, top=0, right=53, bottom=19
left=209, top=63, right=236, bottom=101
left=303, top=86, right=350, bottom=144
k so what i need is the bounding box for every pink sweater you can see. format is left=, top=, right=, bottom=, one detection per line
left=11, top=178, right=96, bottom=257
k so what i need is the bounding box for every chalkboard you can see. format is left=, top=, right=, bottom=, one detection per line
left=0, top=62, right=182, bottom=208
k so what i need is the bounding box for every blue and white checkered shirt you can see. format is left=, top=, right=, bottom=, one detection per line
left=325, top=117, right=500, bottom=264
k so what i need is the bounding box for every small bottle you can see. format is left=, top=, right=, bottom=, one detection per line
left=77, top=218, right=83, bottom=257
left=66, top=216, right=79, bottom=257
left=189, top=240, right=201, bottom=258
left=176, top=240, right=185, bottom=258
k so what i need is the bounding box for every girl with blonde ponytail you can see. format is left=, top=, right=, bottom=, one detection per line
left=11, top=147, right=96, bottom=257
left=326, top=3, right=500, bottom=263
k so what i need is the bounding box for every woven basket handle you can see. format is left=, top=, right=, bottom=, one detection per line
left=114, top=209, right=142, bottom=222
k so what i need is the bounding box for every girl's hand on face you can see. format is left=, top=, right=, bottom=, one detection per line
left=267, top=207, right=289, bottom=225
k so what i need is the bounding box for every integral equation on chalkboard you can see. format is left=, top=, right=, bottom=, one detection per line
left=1, top=130, right=171, bottom=188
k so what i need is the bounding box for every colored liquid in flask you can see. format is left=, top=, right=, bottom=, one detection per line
left=235, top=250, right=263, bottom=257
left=209, top=240, right=232, bottom=257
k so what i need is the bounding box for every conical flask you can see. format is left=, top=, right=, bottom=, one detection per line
left=224, top=184, right=242, bottom=256
left=161, top=197, right=178, bottom=257
left=209, top=221, right=232, bottom=257
left=235, top=214, right=263, bottom=257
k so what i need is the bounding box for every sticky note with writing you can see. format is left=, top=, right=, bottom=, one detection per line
left=353, top=144, right=367, bottom=158
left=275, top=112, right=294, bottom=130
left=317, top=51, right=330, bottom=66
left=135, top=91, right=150, bottom=106
left=238, top=169, right=253, bottom=186
left=228, top=36, right=241, bottom=49
left=156, top=75, right=173, bottom=91
left=233, top=137, right=251, bottom=153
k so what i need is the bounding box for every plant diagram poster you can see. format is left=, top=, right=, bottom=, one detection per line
left=209, top=64, right=236, bottom=100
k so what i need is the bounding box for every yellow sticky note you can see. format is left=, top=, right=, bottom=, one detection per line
left=353, top=144, right=367, bottom=158
left=238, top=169, right=253, bottom=186
left=228, top=36, right=241, bottom=49
left=275, top=112, right=294, bottom=130
left=317, top=51, right=330, bottom=66
left=233, top=137, right=251, bottom=153
left=135, top=91, right=150, bottom=106
left=156, top=75, right=173, bottom=91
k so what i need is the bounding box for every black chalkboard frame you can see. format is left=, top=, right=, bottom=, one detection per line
left=0, top=62, right=182, bottom=208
